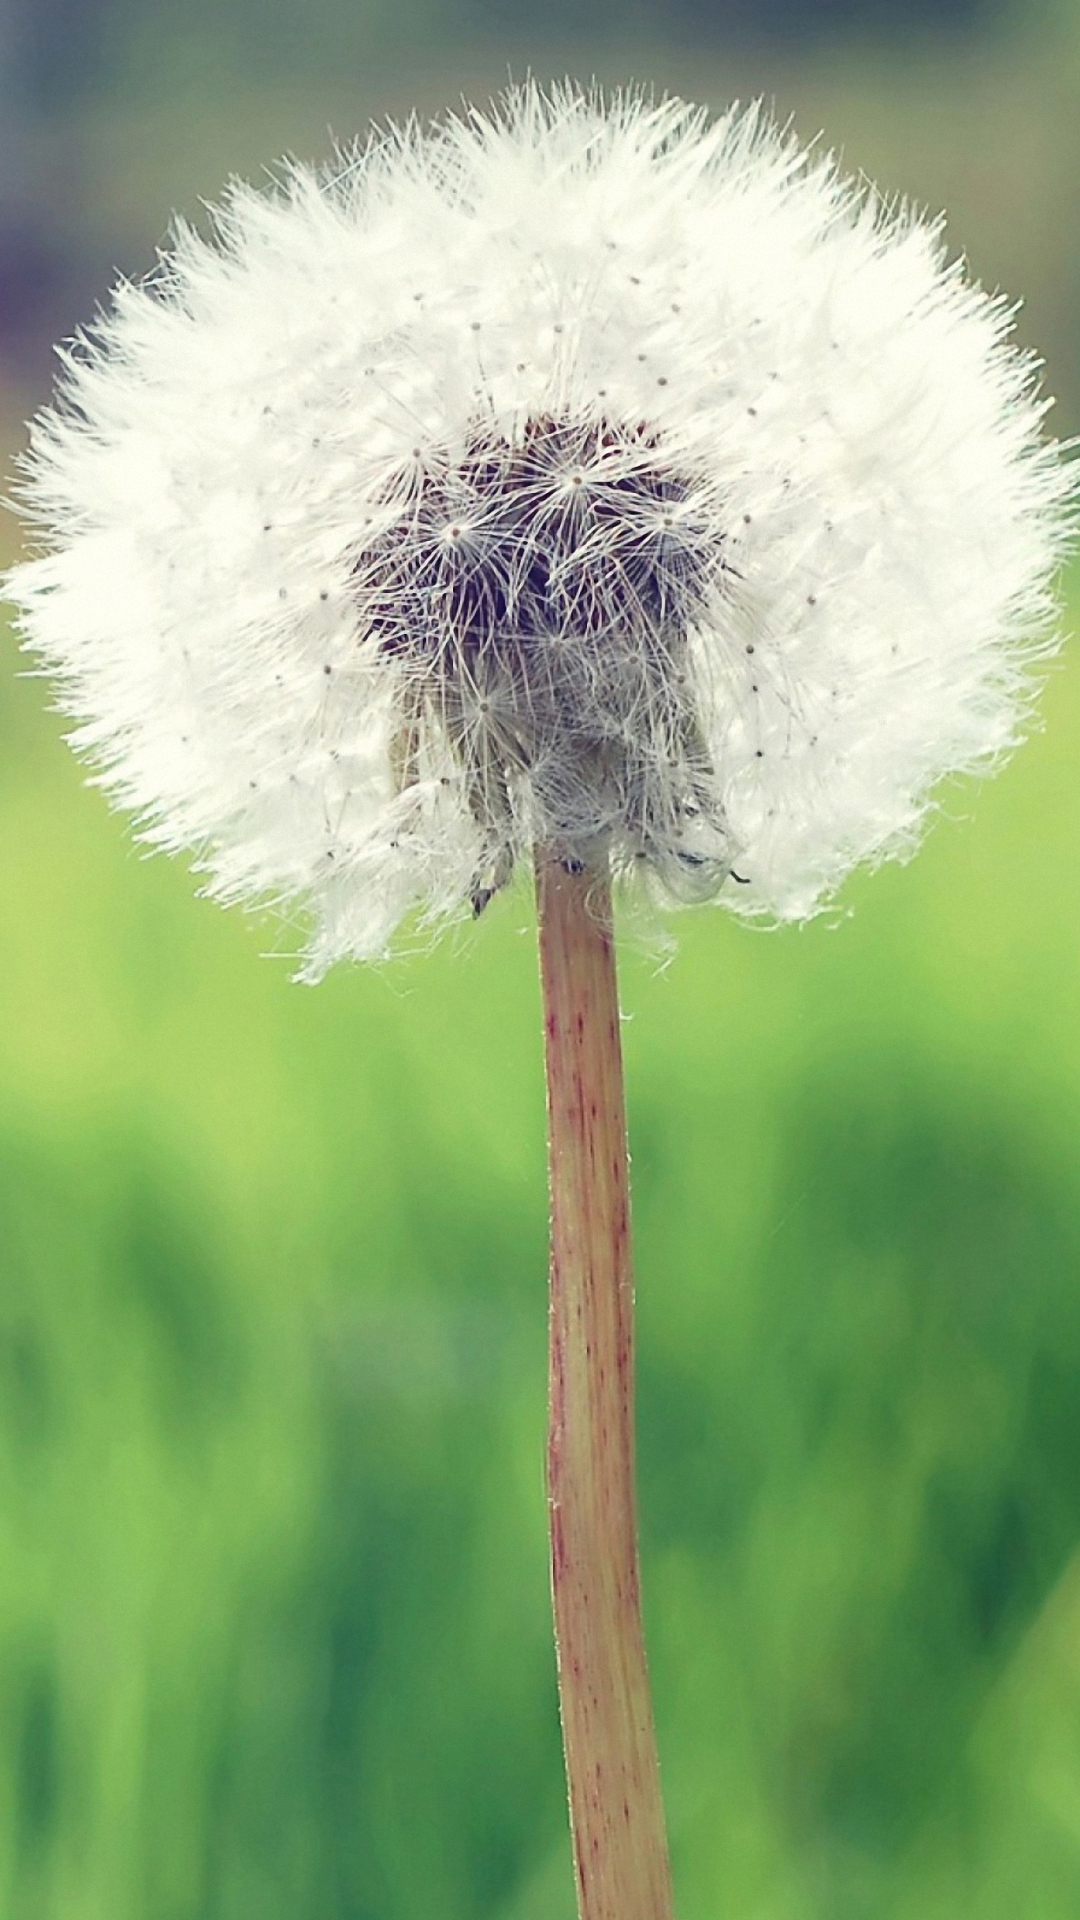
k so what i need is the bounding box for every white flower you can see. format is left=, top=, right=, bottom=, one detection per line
left=4, top=85, right=1073, bottom=977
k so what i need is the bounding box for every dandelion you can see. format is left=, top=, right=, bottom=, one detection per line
left=4, top=83, right=1073, bottom=1920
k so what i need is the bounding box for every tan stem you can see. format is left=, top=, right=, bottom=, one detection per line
left=535, top=850, right=676, bottom=1920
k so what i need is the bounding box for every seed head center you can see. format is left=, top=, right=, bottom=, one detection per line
left=353, top=412, right=731, bottom=909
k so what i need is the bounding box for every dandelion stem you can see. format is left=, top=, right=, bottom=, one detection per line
left=536, top=850, right=675, bottom=1920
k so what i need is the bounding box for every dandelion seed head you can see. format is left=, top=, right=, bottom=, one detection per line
left=4, top=83, right=1074, bottom=975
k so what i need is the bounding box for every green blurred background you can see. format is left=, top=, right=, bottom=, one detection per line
left=1, top=2, right=1079, bottom=1915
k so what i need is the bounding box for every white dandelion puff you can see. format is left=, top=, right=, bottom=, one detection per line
left=3, top=84, right=1074, bottom=977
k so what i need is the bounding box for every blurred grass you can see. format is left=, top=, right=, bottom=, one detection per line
left=3, top=24, right=1080, bottom=1898
left=0, top=509, right=1078, bottom=1917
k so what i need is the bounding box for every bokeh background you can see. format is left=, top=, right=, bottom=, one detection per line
left=1, top=2, right=1079, bottom=1916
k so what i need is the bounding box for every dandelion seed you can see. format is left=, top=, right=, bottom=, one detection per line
left=5, top=86, right=1071, bottom=979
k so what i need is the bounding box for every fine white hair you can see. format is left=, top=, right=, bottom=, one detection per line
left=5, top=84, right=1074, bottom=976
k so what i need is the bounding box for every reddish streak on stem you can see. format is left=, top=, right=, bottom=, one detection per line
left=536, top=851, right=675, bottom=1920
